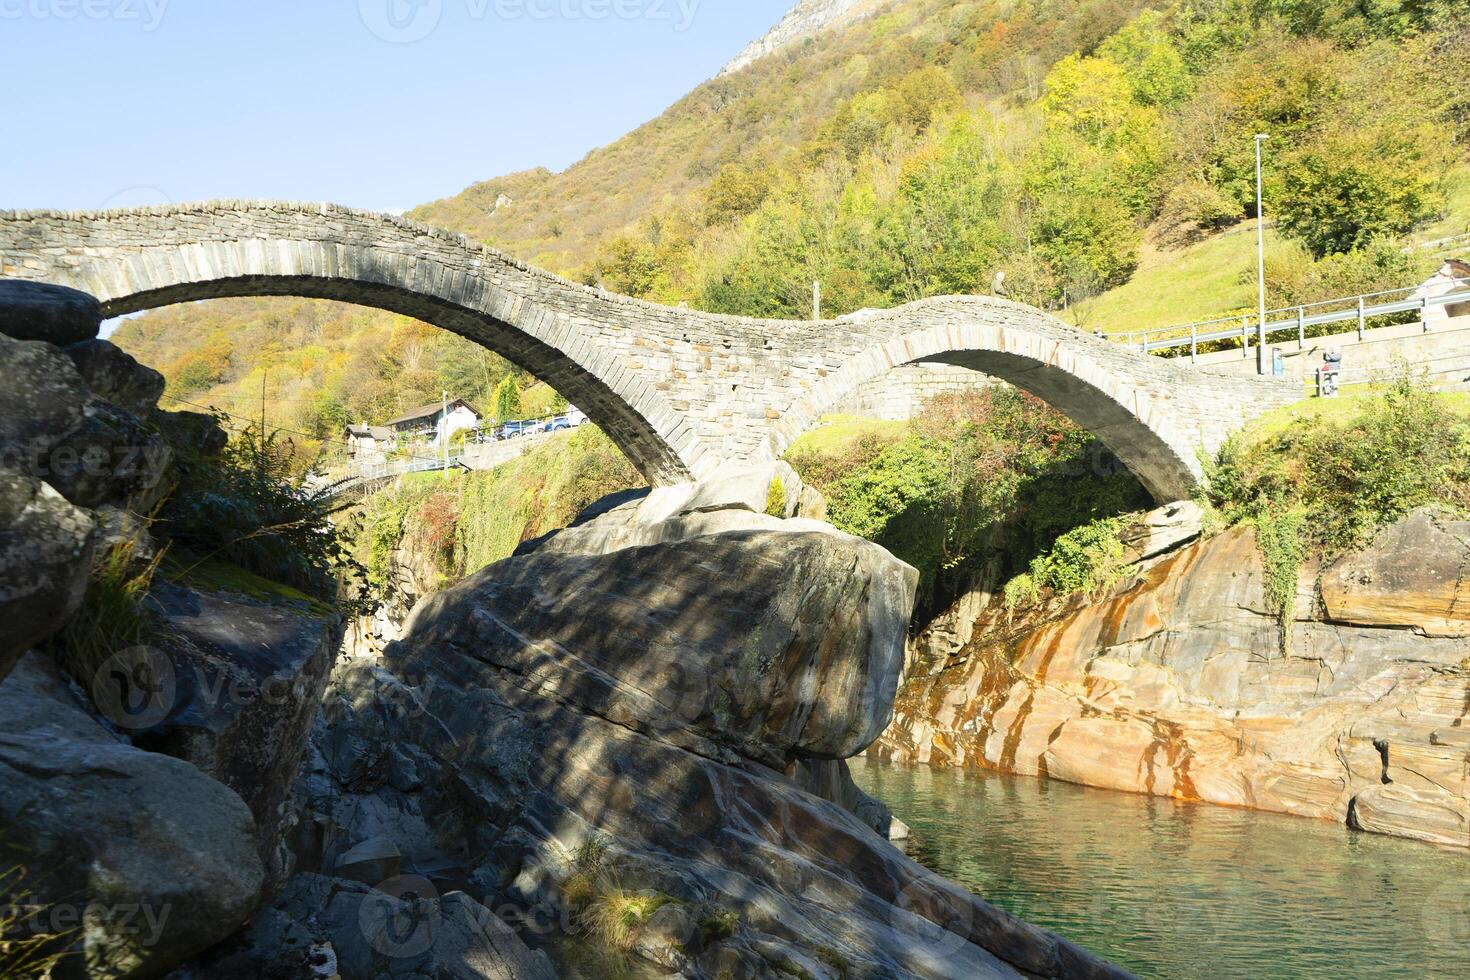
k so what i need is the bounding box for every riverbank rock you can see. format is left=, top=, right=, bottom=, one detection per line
left=0, top=468, right=94, bottom=680
left=135, top=582, right=344, bottom=890
left=0, top=653, right=264, bottom=979
left=1320, top=508, right=1470, bottom=637
left=0, top=279, right=101, bottom=345
left=409, top=528, right=914, bottom=767
left=877, top=505, right=1470, bottom=850
left=278, top=525, right=1127, bottom=979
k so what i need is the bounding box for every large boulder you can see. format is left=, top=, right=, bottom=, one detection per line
left=0, top=653, right=264, bottom=979
left=66, top=339, right=167, bottom=417
left=0, top=279, right=101, bottom=346
left=0, top=468, right=95, bottom=680
left=134, top=582, right=344, bottom=890
left=44, top=398, right=173, bottom=510
left=405, top=529, right=916, bottom=767
left=0, top=332, right=172, bottom=511
left=0, top=332, right=88, bottom=477
left=279, top=524, right=1128, bottom=979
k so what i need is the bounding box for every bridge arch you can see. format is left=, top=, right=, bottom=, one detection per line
left=761, top=304, right=1253, bottom=502
left=0, top=202, right=702, bottom=485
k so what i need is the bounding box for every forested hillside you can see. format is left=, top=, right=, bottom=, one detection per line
left=113, top=0, right=1470, bottom=452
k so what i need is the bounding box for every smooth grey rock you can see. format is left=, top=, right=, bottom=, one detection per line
left=334, top=836, right=403, bottom=886
left=519, top=462, right=808, bottom=558
left=410, top=529, right=916, bottom=767
left=66, top=339, right=166, bottom=417
left=0, top=653, right=264, bottom=980
left=44, top=398, right=172, bottom=510
left=138, top=582, right=342, bottom=891
left=794, top=757, right=910, bottom=841
left=280, top=517, right=1129, bottom=980
left=0, top=332, right=88, bottom=476
left=0, top=279, right=101, bottom=345
left=0, top=333, right=172, bottom=511
left=178, top=873, right=557, bottom=980
left=0, top=468, right=95, bottom=681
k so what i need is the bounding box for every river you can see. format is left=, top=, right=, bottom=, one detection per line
left=851, top=758, right=1470, bottom=979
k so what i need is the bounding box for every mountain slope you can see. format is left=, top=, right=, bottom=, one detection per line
left=719, top=0, right=889, bottom=76
left=112, top=0, right=1469, bottom=452
left=407, top=0, right=1156, bottom=279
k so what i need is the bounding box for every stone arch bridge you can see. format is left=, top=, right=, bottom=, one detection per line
left=0, top=202, right=1299, bottom=500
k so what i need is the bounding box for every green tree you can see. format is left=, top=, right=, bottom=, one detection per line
left=1276, top=126, right=1446, bottom=257
left=493, top=375, right=523, bottom=422
left=1098, top=10, right=1192, bottom=107
left=868, top=116, right=1014, bottom=302
left=595, top=234, right=661, bottom=297
left=703, top=163, right=772, bottom=226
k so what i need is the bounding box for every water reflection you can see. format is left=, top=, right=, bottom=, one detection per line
left=852, top=758, right=1470, bottom=979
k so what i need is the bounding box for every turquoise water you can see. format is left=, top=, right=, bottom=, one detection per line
left=851, top=758, right=1470, bottom=979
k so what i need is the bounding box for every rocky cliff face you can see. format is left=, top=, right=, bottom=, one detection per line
left=877, top=506, right=1470, bottom=850
left=0, top=281, right=348, bottom=975
left=720, top=0, right=890, bottom=76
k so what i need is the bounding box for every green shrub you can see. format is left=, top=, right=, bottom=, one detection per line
left=42, top=536, right=163, bottom=690
left=1210, top=375, right=1470, bottom=637
left=1260, top=239, right=1436, bottom=310
left=1254, top=507, right=1307, bottom=637
left=765, top=477, right=788, bottom=518
left=791, top=388, right=1149, bottom=613
left=1211, top=374, right=1470, bottom=556
left=1027, top=517, right=1129, bottom=599
left=1003, top=573, right=1040, bottom=610
left=160, top=422, right=358, bottom=604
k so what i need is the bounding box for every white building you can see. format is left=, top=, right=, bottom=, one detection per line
left=384, top=398, right=482, bottom=447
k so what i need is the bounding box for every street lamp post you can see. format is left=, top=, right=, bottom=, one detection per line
left=1255, top=133, right=1270, bottom=375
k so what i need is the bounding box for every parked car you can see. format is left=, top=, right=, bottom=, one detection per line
left=497, top=420, right=542, bottom=440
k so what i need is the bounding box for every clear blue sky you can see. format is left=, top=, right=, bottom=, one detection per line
left=1, top=0, right=793, bottom=212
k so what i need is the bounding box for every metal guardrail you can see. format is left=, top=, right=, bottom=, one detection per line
left=352, top=455, right=464, bottom=482
left=1115, top=277, right=1470, bottom=363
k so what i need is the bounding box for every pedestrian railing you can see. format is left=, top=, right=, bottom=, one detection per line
left=1114, top=277, right=1470, bottom=363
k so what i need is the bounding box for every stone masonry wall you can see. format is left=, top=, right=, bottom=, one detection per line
left=0, top=202, right=1300, bottom=498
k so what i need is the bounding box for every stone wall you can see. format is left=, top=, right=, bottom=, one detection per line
left=834, top=361, right=996, bottom=420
